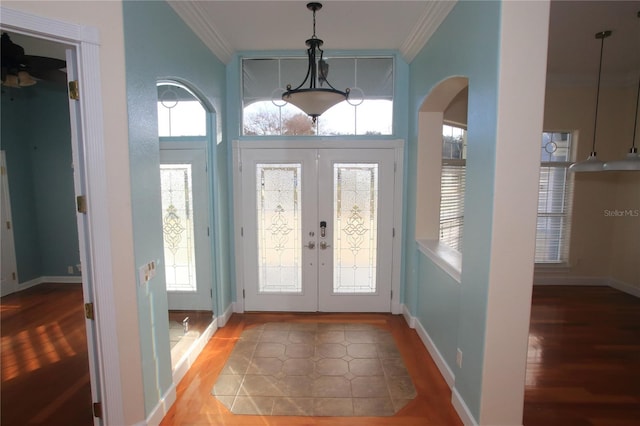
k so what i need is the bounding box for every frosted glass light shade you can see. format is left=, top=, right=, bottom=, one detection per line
left=18, top=71, right=36, bottom=87
left=282, top=88, right=347, bottom=118
left=2, top=74, right=19, bottom=88
left=569, top=153, right=605, bottom=172
left=603, top=151, right=640, bottom=171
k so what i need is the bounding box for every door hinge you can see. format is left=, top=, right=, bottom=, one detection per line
left=210, top=289, right=213, bottom=298
left=77, top=195, right=87, bottom=214
left=394, top=161, right=397, bottom=172
left=243, top=289, right=246, bottom=299
left=392, top=227, right=395, bottom=238
left=1, top=166, right=5, bottom=175
left=391, top=290, right=393, bottom=300
left=84, top=302, right=95, bottom=320
left=241, top=227, right=244, bottom=237
left=207, top=227, right=210, bottom=236
left=12, top=272, right=16, bottom=280
left=68, top=80, right=80, bottom=100
left=92, top=402, right=102, bottom=418
left=6, top=221, right=10, bottom=230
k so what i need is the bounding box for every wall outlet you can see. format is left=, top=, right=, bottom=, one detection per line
left=456, top=348, right=463, bottom=368
left=67, top=266, right=75, bottom=274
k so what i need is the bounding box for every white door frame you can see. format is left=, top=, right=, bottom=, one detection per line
left=1, top=151, right=18, bottom=297
left=232, top=139, right=404, bottom=315
left=1, top=7, right=125, bottom=425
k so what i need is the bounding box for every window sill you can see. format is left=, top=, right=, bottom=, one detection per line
left=416, top=239, right=462, bottom=283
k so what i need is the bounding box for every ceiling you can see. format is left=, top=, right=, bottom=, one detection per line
left=4, top=1, right=640, bottom=82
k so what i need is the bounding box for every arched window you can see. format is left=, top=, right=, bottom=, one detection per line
left=157, top=82, right=206, bottom=137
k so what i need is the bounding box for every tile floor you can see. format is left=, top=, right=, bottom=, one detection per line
left=211, top=322, right=417, bottom=416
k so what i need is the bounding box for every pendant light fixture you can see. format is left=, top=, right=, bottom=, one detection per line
left=282, top=2, right=349, bottom=123
left=569, top=30, right=611, bottom=173
left=603, top=10, right=640, bottom=171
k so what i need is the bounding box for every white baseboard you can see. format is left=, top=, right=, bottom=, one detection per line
left=534, top=275, right=639, bottom=299
left=172, top=318, right=217, bottom=385
left=218, top=303, right=234, bottom=327
left=414, top=317, right=455, bottom=389
left=145, top=383, right=176, bottom=426
left=533, top=275, right=606, bottom=286
left=13, top=276, right=82, bottom=293
left=401, top=304, right=416, bottom=329
left=452, top=387, right=478, bottom=426
left=608, top=278, right=640, bottom=298
left=233, top=300, right=245, bottom=314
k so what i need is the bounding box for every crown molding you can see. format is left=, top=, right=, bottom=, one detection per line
left=400, top=0, right=457, bottom=63
left=168, top=1, right=234, bottom=64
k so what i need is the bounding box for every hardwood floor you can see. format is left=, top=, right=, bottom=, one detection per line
left=524, top=286, right=640, bottom=426
left=1, top=283, right=93, bottom=426
left=3, top=284, right=638, bottom=425
left=161, top=312, right=463, bottom=426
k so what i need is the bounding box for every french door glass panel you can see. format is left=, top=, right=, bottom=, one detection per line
left=161, top=164, right=197, bottom=292
left=333, top=163, right=378, bottom=294
left=256, top=164, right=302, bottom=294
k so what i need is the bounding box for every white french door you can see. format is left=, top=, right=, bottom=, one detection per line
left=160, top=147, right=212, bottom=310
left=240, top=147, right=396, bottom=312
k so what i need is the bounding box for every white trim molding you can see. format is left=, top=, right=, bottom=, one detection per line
left=167, top=1, right=233, bottom=63
left=399, top=0, right=457, bottom=63
left=218, top=303, right=234, bottom=327
left=144, top=385, right=176, bottom=426
left=608, top=278, right=640, bottom=298
left=452, top=388, right=479, bottom=426
left=417, top=239, right=462, bottom=283
left=414, top=318, right=455, bottom=389
left=172, top=318, right=217, bottom=385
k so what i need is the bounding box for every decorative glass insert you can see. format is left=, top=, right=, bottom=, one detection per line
left=333, top=164, right=378, bottom=293
left=157, top=83, right=206, bottom=137
left=161, top=164, right=197, bottom=292
left=256, top=164, right=302, bottom=293
left=536, top=132, right=573, bottom=263
left=242, top=57, right=393, bottom=136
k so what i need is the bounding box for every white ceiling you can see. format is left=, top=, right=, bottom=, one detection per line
left=4, top=0, right=640, bottom=82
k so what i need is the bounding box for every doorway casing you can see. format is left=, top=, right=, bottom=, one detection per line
left=232, top=139, right=404, bottom=314
left=0, top=7, right=128, bottom=425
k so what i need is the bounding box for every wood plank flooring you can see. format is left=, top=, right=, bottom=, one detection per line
left=0, top=283, right=93, bottom=426
left=523, top=285, right=640, bottom=426
left=2, top=284, right=639, bottom=425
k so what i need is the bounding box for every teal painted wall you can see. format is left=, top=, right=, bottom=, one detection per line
left=406, top=1, right=502, bottom=420
left=122, top=0, right=227, bottom=416
left=1, top=83, right=80, bottom=283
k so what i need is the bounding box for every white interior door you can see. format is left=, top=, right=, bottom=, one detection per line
left=241, top=147, right=394, bottom=312
left=160, top=148, right=212, bottom=310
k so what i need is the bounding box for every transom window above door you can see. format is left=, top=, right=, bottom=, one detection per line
left=242, top=57, right=394, bottom=136
left=157, top=82, right=206, bottom=137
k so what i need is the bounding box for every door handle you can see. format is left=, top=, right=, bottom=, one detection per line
left=304, top=241, right=316, bottom=249
left=320, top=241, right=331, bottom=250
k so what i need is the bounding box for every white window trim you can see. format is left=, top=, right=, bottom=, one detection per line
left=417, top=239, right=462, bottom=283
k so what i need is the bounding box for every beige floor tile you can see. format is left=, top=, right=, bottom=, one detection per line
left=317, top=342, right=347, bottom=358
left=347, top=343, right=378, bottom=358
left=316, top=358, right=349, bottom=376
left=387, top=376, right=417, bottom=400
left=282, top=358, right=314, bottom=375
left=349, top=358, right=384, bottom=376
left=278, top=376, right=314, bottom=397
left=212, top=374, right=243, bottom=396
left=351, top=376, right=390, bottom=398
left=381, top=357, right=410, bottom=377
left=231, top=396, right=275, bottom=415
left=353, top=397, right=395, bottom=416
left=239, top=375, right=284, bottom=397
left=272, top=397, right=314, bottom=416
left=255, top=342, right=286, bottom=358
left=285, top=343, right=314, bottom=358
left=312, top=376, right=351, bottom=397
left=247, top=357, right=283, bottom=375
left=313, top=398, right=354, bottom=416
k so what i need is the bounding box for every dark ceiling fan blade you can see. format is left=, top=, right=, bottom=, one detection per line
left=29, top=68, right=68, bottom=84
left=23, top=55, right=66, bottom=71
